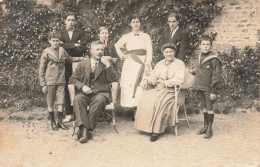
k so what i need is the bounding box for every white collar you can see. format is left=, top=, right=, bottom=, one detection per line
left=171, top=26, right=179, bottom=33
left=91, top=58, right=99, bottom=64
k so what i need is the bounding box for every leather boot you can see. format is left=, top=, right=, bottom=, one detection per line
left=75, top=126, right=83, bottom=140
left=204, top=114, right=214, bottom=138
left=57, top=112, right=68, bottom=130
left=49, top=112, right=58, bottom=131
left=197, top=112, right=208, bottom=134
left=79, top=126, right=90, bottom=143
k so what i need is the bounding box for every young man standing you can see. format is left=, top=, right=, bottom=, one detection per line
left=60, top=12, right=86, bottom=122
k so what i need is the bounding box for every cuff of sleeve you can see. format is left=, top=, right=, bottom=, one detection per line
left=211, top=87, right=217, bottom=94
left=77, top=83, right=85, bottom=90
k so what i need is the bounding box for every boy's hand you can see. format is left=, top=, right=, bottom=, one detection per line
left=82, top=86, right=92, bottom=94
left=42, top=86, right=47, bottom=94
left=210, top=93, right=217, bottom=101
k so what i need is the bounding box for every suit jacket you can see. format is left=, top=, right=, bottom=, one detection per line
left=69, top=58, right=119, bottom=100
left=60, top=28, right=86, bottom=57
left=60, top=28, right=86, bottom=77
left=195, top=52, right=222, bottom=94
left=159, top=28, right=189, bottom=61
left=39, top=47, right=72, bottom=87
left=104, top=41, right=118, bottom=58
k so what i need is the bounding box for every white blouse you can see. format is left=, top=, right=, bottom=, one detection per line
left=148, top=59, right=185, bottom=87
left=114, top=32, right=153, bottom=65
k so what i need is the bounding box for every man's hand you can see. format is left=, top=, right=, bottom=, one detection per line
left=42, top=86, right=47, bottom=94
left=101, top=56, right=111, bottom=68
left=75, top=43, right=80, bottom=47
left=82, top=85, right=92, bottom=94
left=210, top=93, right=217, bottom=101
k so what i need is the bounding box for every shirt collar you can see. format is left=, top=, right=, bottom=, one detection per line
left=91, top=58, right=99, bottom=64
left=171, top=26, right=179, bottom=33
left=66, top=27, right=75, bottom=32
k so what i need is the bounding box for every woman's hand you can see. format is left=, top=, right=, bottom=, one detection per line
left=140, top=79, right=148, bottom=89
left=42, top=86, right=47, bottom=94
left=122, top=54, right=130, bottom=60
left=156, top=83, right=166, bottom=90
left=157, top=79, right=165, bottom=84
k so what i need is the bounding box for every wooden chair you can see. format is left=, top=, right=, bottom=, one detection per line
left=68, top=61, right=119, bottom=136
left=173, top=86, right=190, bottom=136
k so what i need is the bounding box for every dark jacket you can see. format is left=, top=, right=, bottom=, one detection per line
left=60, top=28, right=86, bottom=57
left=194, top=52, right=222, bottom=94
left=104, top=42, right=118, bottom=58
left=159, top=27, right=189, bottom=61
left=69, top=58, right=119, bottom=100
left=104, top=41, right=120, bottom=71
left=60, top=28, right=86, bottom=77
left=39, top=47, right=72, bottom=87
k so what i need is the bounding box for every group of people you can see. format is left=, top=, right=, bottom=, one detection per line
left=38, top=11, right=222, bottom=143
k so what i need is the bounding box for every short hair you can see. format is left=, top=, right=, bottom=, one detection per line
left=98, top=26, right=109, bottom=34
left=167, top=12, right=180, bottom=22
left=91, top=40, right=104, bottom=49
left=199, top=36, right=213, bottom=45
left=64, top=12, right=76, bottom=20
left=129, top=14, right=142, bottom=23
left=48, top=31, right=61, bottom=41
left=161, top=43, right=177, bottom=52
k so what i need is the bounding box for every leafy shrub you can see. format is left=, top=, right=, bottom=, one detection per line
left=4, top=0, right=257, bottom=112
left=217, top=44, right=260, bottom=110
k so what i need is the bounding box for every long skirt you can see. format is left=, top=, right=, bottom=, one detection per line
left=134, top=89, right=177, bottom=134
left=120, top=55, right=147, bottom=107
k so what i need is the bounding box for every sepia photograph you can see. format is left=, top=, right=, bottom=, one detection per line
left=0, top=0, right=259, bottom=166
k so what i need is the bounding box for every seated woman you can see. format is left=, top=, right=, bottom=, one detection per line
left=134, top=43, right=185, bottom=142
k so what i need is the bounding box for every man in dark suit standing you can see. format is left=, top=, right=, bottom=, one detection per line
left=69, top=40, right=118, bottom=143
left=60, top=12, right=86, bottom=122
left=159, top=13, right=190, bottom=62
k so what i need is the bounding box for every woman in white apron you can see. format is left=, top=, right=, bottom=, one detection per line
left=115, top=14, right=153, bottom=108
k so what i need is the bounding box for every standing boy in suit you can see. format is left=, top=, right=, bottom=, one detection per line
left=69, top=40, right=118, bottom=143
left=39, top=32, right=84, bottom=131
left=195, top=36, right=222, bottom=139
left=159, top=13, right=189, bottom=62
left=60, top=12, right=86, bottom=122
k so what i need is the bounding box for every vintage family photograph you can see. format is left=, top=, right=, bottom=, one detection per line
left=0, top=0, right=259, bottom=166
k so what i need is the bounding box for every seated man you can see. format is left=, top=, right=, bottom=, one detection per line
left=69, top=40, right=118, bottom=144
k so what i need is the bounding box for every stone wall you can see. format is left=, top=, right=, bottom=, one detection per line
left=206, top=0, right=260, bottom=52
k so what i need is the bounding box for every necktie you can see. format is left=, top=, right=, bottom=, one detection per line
left=92, top=61, right=98, bottom=73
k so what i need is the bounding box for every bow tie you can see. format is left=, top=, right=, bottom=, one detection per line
left=134, top=34, right=139, bottom=36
